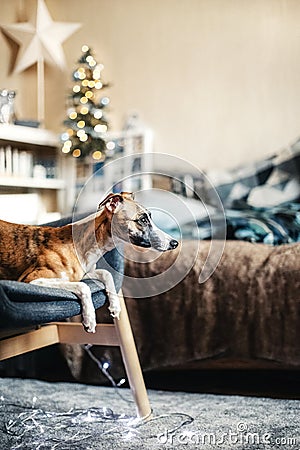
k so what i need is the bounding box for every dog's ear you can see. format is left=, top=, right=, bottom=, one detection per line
left=98, top=192, right=134, bottom=213
left=103, top=194, right=123, bottom=214
left=98, top=193, right=114, bottom=210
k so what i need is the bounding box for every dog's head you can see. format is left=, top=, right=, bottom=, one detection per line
left=98, top=192, right=178, bottom=252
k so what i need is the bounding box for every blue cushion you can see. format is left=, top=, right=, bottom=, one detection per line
left=0, top=213, right=124, bottom=329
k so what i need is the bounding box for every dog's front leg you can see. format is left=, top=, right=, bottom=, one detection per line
left=86, top=269, right=121, bottom=320
left=30, top=278, right=96, bottom=333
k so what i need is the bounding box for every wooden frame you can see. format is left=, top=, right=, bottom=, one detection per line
left=0, top=291, right=151, bottom=419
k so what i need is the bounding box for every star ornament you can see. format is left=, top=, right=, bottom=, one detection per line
left=1, top=0, right=81, bottom=73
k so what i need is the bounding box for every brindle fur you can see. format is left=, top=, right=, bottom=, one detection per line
left=0, top=192, right=178, bottom=284
left=0, top=212, right=109, bottom=283
left=0, top=192, right=178, bottom=332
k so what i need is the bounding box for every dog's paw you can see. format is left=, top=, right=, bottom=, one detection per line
left=108, top=295, right=121, bottom=320
left=82, top=314, right=96, bottom=333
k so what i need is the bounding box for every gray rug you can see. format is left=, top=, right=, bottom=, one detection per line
left=0, top=377, right=299, bottom=449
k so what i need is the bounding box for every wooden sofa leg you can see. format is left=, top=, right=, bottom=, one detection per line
left=114, top=290, right=152, bottom=419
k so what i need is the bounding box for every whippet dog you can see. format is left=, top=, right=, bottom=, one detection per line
left=0, top=192, right=178, bottom=332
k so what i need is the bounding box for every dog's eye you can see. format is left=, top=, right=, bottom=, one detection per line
left=139, top=217, right=148, bottom=225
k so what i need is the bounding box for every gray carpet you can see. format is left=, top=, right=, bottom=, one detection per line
left=0, top=378, right=299, bottom=449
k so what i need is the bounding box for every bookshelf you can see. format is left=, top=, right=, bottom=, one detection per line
left=0, top=124, right=74, bottom=224
left=74, top=128, right=153, bottom=213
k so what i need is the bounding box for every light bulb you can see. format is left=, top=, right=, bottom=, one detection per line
left=79, top=134, right=88, bottom=142
left=94, top=124, right=107, bottom=133
left=92, top=151, right=102, bottom=160
left=101, top=97, right=110, bottom=106
left=106, top=141, right=115, bottom=150
left=72, top=148, right=81, bottom=157
left=80, top=97, right=88, bottom=104
left=93, top=109, right=103, bottom=119
left=69, top=111, right=77, bottom=120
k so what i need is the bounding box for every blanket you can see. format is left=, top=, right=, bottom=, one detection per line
left=123, top=241, right=300, bottom=368
left=175, top=203, right=300, bottom=245
left=63, top=240, right=300, bottom=384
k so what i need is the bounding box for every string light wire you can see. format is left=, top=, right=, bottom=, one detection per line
left=83, top=344, right=135, bottom=404
left=1, top=396, right=194, bottom=448
left=0, top=346, right=194, bottom=447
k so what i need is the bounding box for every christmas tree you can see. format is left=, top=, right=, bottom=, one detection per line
left=61, top=45, right=110, bottom=159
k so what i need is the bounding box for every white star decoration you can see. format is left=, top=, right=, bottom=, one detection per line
left=1, top=0, right=81, bottom=73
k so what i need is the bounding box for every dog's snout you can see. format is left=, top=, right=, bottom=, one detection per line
left=169, top=239, right=178, bottom=249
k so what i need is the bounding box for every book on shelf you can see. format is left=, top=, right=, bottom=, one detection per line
left=0, top=145, right=33, bottom=178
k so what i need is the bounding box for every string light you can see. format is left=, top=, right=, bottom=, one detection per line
left=106, top=141, right=115, bottom=150
left=93, top=109, right=103, bottom=119
left=94, top=124, right=107, bottom=133
left=93, top=68, right=101, bottom=79
left=62, top=46, right=110, bottom=159
left=63, top=139, right=72, bottom=148
left=72, top=148, right=81, bottom=157
left=61, top=132, right=69, bottom=141
left=77, top=129, right=85, bottom=137
left=78, top=68, right=86, bottom=80
left=80, top=96, right=88, bottom=104
left=102, top=361, right=110, bottom=370
left=83, top=344, right=131, bottom=401
left=79, top=134, right=88, bottom=142
left=69, top=111, right=77, bottom=119
left=62, top=140, right=72, bottom=153
left=1, top=395, right=194, bottom=448
left=62, top=145, right=71, bottom=154
left=92, top=150, right=103, bottom=160
left=101, top=97, right=110, bottom=105
left=1, top=344, right=195, bottom=447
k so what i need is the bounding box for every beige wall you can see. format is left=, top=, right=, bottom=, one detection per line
left=1, top=0, right=300, bottom=171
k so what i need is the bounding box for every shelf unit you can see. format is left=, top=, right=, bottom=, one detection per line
left=74, top=128, right=153, bottom=213
left=0, top=124, right=74, bottom=224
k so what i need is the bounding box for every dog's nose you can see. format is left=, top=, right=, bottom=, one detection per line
left=169, top=239, right=179, bottom=249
